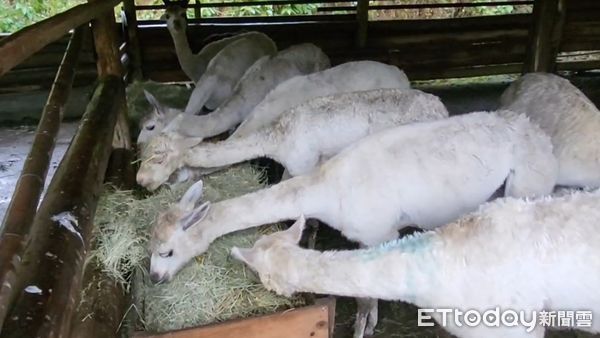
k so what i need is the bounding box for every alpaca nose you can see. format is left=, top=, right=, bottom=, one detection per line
left=150, top=272, right=163, bottom=284
left=136, top=172, right=150, bottom=187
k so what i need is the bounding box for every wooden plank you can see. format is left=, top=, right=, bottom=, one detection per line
left=0, top=0, right=121, bottom=77
left=134, top=298, right=336, bottom=338
left=0, top=77, right=123, bottom=338
left=0, top=28, right=84, bottom=331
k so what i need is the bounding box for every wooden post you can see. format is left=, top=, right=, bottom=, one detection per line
left=0, top=77, right=123, bottom=338
left=356, top=0, right=369, bottom=48
left=89, top=0, right=134, bottom=183
left=0, top=28, right=84, bottom=331
left=194, top=0, right=202, bottom=19
left=523, top=0, right=565, bottom=73
left=0, top=0, right=121, bottom=76
left=123, top=0, right=144, bottom=80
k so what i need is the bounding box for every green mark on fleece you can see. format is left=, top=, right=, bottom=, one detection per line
left=360, top=231, right=436, bottom=262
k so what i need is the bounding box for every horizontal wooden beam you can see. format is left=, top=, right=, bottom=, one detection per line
left=136, top=0, right=351, bottom=10
left=1, top=77, right=123, bottom=338
left=134, top=298, right=336, bottom=338
left=0, top=0, right=121, bottom=77
left=318, top=1, right=533, bottom=12
left=0, top=28, right=84, bottom=331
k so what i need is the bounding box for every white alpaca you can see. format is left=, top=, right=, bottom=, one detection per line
left=137, top=61, right=410, bottom=185
left=230, top=60, right=411, bottom=138
left=163, top=43, right=330, bottom=139
left=136, top=32, right=276, bottom=146
left=500, top=72, right=600, bottom=188
left=160, top=3, right=248, bottom=82
left=148, top=112, right=557, bottom=337
left=182, top=32, right=277, bottom=114
left=137, top=89, right=183, bottom=145
left=137, top=89, right=448, bottom=190
left=231, top=189, right=600, bottom=338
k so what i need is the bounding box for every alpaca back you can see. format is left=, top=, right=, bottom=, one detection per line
left=309, top=112, right=555, bottom=245
left=500, top=72, right=600, bottom=187
left=232, top=61, right=410, bottom=138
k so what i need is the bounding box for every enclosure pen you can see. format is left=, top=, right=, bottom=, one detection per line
left=0, top=27, right=84, bottom=330
left=0, top=0, right=599, bottom=337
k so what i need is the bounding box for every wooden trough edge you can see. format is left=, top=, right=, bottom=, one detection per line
left=133, top=297, right=336, bottom=338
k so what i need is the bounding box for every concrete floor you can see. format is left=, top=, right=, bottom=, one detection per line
left=0, top=123, right=78, bottom=224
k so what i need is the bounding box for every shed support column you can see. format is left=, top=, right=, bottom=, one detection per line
left=124, top=0, right=144, bottom=80
left=89, top=0, right=135, bottom=187
left=356, top=0, right=369, bottom=48
left=523, top=0, right=565, bottom=73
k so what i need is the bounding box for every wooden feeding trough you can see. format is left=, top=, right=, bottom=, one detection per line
left=134, top=298, right=336, bottom=338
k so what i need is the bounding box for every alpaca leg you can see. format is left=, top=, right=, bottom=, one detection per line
left=355, top=298, right=378, bottom=338
left=364, top=298, right=378, bottom=336
left=354, top=298, right=369, bottom=338
left=305, top=218, right=319, bottom=250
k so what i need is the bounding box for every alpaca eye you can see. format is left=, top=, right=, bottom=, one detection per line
left=146, top=125, right=155, bottom=131
left=159, top=250, right=173, bottom=258
left=165, top=14, right=171, bottom=20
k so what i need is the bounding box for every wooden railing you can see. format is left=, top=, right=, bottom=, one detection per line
left=0, top=1, right=131, bottom=337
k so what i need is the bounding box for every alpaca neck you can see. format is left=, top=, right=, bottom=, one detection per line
left=184, top=132, right=276, bottom=169
left=176, top=106, right=240, bottom=139
left=170, top=30, right=204, bottom=81
left=201, top=176, right=315, bottom=243
left=272, top=238, right=440, bottom=305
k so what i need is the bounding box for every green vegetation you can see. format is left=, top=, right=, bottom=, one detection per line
left=0, top=0, right=530, bottom=33
left=0, top=0, right=85, bottom=33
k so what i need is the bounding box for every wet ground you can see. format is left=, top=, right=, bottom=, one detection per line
left=0, top=123, right=78, bottom=223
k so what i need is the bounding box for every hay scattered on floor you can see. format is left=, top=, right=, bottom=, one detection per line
left=89, top=164, right=304, bottom=333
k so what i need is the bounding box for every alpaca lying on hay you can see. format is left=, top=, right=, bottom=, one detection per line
left=82, top=164, right=304, bottom=333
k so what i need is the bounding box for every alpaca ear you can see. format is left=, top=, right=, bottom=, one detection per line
left=179, top=180, right=204, bottom=210
left=282, top=215, right=306, bottom=244
left=231, top=247, right=258, bottom=268
left=179, top=136, right=204, bottom=149
left=144, top=90, right=165, bottom=116
left=180, top=201, right=210, bottom=231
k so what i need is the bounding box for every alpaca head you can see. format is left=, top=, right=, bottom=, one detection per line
left=137, top=90, right=182, bottom=146
left=231, top=216, right=306, bottom=297
left=160, top=3, right=188, bottom=34
left=148, top=180, right=212, bottom=283
left=136, top=131, right=203, bottom=191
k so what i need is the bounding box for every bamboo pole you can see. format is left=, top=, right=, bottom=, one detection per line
left=123, top=0, right=144, bottom=80
left=0, top=77, right=123, bottom=338
left=0, top=27, right=85, bottom=331
left=0, top=0, right=121, bottom=77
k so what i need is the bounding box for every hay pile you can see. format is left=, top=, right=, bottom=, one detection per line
left=89, top=164, right=304, bottom=333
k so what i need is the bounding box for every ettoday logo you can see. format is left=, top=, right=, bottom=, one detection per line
left=418, top=308, right=593, bottom=332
